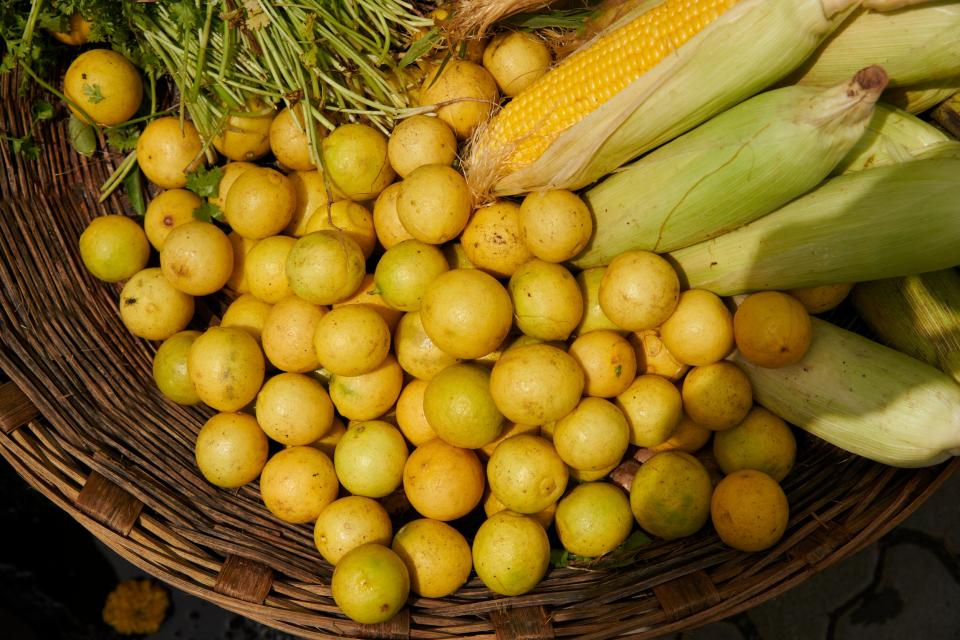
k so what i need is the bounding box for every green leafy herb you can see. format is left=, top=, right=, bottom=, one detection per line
left=106, top=125, right=140, bottom=152
left=185, top=165, right=223, bottom=198
left=192, top=201, right=223, bottom=223
left=82, top=82, right=104, bottom=104
left=67, top=114, right=96, bottom=156
left=504, top=8, right=596, bottom=30
left=32, top=99, right=53, bottom=121
left=399, top=27, right=440, bottom=68
left=5, top=133, right=40, bottom=160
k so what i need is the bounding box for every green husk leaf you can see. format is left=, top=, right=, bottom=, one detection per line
left=574, top=68, right=886, bottom=267
left=731, top=317, right=960, bottom=468
left=668, top=158, right=960, bottom=295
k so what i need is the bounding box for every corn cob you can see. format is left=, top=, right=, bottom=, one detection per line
left=793, top=2, right=960, bottom=88
left=466, top=0, right=858, bottom=196
left=667, top=158, right=960, bottom=296
left=730, top=317, right=960, bottom=468
left=833, top=102, right=960, bottom=174
left=852, top=270, right=960, bottom=384
left=571, top=67, right=886, bottom=268
left=884, top=78, right=960, bottom=114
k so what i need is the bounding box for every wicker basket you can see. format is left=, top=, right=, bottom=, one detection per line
left=1, top=67, right=956, bottom=639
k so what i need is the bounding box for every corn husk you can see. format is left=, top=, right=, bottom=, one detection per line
left=470, top=0, right=858, bottom=196
left=833, top=102, right=960, bottom=174
left=668, top=158, right=960, bottom=295
left=933, top=92, right=960, bottom=138
left=852, top=270, right=960, bottom=384
left=793, top=2, right=960, bottom=88
left=571, top=67, right=887, bottom=268
left=731, top=317, right=960, bottom=468
left=884, top=78, right=960, bottom=114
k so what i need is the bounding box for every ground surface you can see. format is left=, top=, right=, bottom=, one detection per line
left=2, top=453, right=958, bottom=639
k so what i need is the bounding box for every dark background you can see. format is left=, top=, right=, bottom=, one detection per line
left=2, top=455, right=959, bottom=640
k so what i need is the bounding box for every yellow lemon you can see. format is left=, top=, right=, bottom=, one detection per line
left=403, top=439, right=485, bottom=521
left=711, top=469, right=789, bottom=552
left=472, top=511, right=549, bottom=596
left=314, top=496, right=393, bottom=565
left=195, top=412, right=268, bottom=488
left=391, top=519, right=472, bottom=598
left=487, top=434, right=568, bottom=514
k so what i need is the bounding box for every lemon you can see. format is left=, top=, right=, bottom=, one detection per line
left=482, top=489, right=556, bottom=529
left=226, top=231, right=260, bottom=295
left=314, top=496, right=393, bottom=565
left=160, top=221, right=234, bottom=296
left=285, top=169, right=330, bottom=236
left=615, top=374, right=683, bottom=447
left=152, top=331, right=201, bottom=405
left=713, top=407, right=796, bottom=481
left=144, top=189, right=201, bottom=250
left=188, top=326, right=264, bottom=412
left=374, top=239, right=449, bottom=312
left=314, top=305, right=391, bottom=376
left=209, top=162, right=257, bottom=210
left=331, top=543, right=409, bottom=624
left=659, top=289, right=735, bottom=366
left=304, top=200, right=377, bottom=259
left=630, top=451, right=712, bottom=540
left=245, top=235, right=296, bottom=304
left=519, top=189, right=592, bottom=264
left=649, top=413, right=713, bottom=454
left=63, top=49, right=142, bottom=125
left=397, top=164, right=471, bottom=244
left=392, top=519, right=472, bottom=597
left=418, top=60, right=498, bottom=139
left=328, top=355, right=404, bottom=422
left=421, top=268, right=514, bottom=359
left=260, top=295, right=326, bottom=373
left=224, top=167, right=296, bottom=239
left=220, top=294, right=272, bottom=343
left=552, top=397, right=630, bottom=471
left=395, top=379, right=438, bottom=446
left=195, top=412, right=268, bottom=488
left=711, top=469, right=789, bottom=552
left=332, top=274, right=403, bottom=332
left=599, top=250, right=679, bottom=332
left=393, top=311, right=460, bottom=380
left=509, top=260, right=583, bottom=341
left=386, top=115, right=457, bottom=178
left=119, top=268, right=194, bottom=341
left=489, top=344, right=583, bottom=425
left=576, top=267, right=621, bottom=335
left=487, top=434, right=568, bottom=514
left=79, top=215, right=150, bottom=283
left=681, top=362, right=753, bottom=431
left=461, top=200, right=533, bottom=278
left=334, top=421, right=408, bottom=498
left=372, top=183, right=414, bottom=249
left=136, top=117, right=204, bottom=189
left=213, top=107, right=275, bottom=162
left=556, top=482, right=633, bottom=557
left=270, top=105, right=322, bottom=171
left=403, top=439, right=485, bottom=521
left=734, top=291, right=813, bottom=368
left=423, top=363, right=504, bottom=449
left=478, top=422, right=540, bottom=459
left=286, top=230, right=366, bottom=305
left=260, top=446, right=338, bottom=524
left=568, top=330, right=636, bottom=397
left=256, top=373, right=334, bottom=446
left=322, top=123, right=395, bottom=201
left=630, top=329, right=689, bottom=382
left=787, top=283, right=854, bottom=314
left=472, top=511, right=549, bottom=596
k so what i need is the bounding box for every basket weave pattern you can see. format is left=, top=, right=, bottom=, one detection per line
left=0, top=70, right=955, bottom=639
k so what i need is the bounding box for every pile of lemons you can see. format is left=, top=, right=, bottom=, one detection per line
left=72, top=44, right=850, bottom=625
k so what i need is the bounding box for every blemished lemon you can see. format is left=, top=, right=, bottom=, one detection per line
left=118, top=268, right=194, bottom=341
left=615, top=374, right=683, bottom=447
left=599, top=250, right=679, bottom=332
left=482, top=31, right=551, bottom=97
left=461, top=200, right=533, bottom=278
left=220, top=294, right=272, bottom=343
left=332, top=274, right=403, bottom=332
left=397, top=164, right=471, bottom=244
left=423, top=363, right=504, bottom=449
left=304, top=200, right=377, bottom=259
left=209, top=162, right=256, bottom=210
left=576, top=267, right=622, bottom=335
left=63, top=49, right=142, bottom=125
left=568, top=330, right=637, bottom=397
left=630, top=329, right=690, bottom=382
left=373, top=183, right=414, bottom=249
left=144, top=189, right=201, bottom=250
left=195, top=412, right=268, bottom=488
left=160, top=221, right=234, bottom=296
left=787, top=283, right=854, bottom=314
left=260, top=446, right=338, bottom=524
left=682, top=362, right=753, bottom=431
left=374, top=239, right=450, bottom=312
left=79, top=215, right=150, bottom=283
left=421, top=269, right=514, bottom=359
left=255, top=373, right=334, bottom=446
left=659, top=289, right=734, bottom=366
left=332, top=544, right=409, bottom=624
left=487, top=434, right=568, bottom=514
left=314, top=305, right=391, bottom=376
left=555, top=482, right=633, bottom=557
left=321, top=123, right=395, bottom=201
left=392, top=519, right=472, bottom=598
left=734, top=291, right=813, bottom=368
left=245, top=235, right=296, bottom=304
left=509, top=260, right=583, bottom=341
left=286, top=230, right=366, bottom=306
left=419, top=60, right=498, bottom=139
left=225, top=232, right=256, bottom=295
left=472, top=511, right=549, bottom=596
left=395, top=379, right=438, bottom=446
left=328, top=355, right=404, bottom=422
left=519, top=189, right=592, bottom=263
left=489, top=343, right=584, bottom=425
left=188, top=326, right=265, bottom=412
left=393, top=311, right=460, bottom=380
left=334, top=421, right=408, bottom=498
left=552, top=397, right=630, bottom=471
left=152, top=331, right=201, bottom=405
left=260, top=295, right=326, bottom=373
left=314, top=496, right=393, bottom=565
left=713, top=407, right=796, bottom=481
left=224, top=167, right=296, bottom=239
left=403, top=439, right=485, bottom=521
left=136, top=117, right=204, bottom=189
left=213, top=107, right=274, bottom=162
left=630, top=451, right=713, bottom=540
left=711, top=469, right=789, bottom=552
left=387, top=115, right=457, bottom=178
